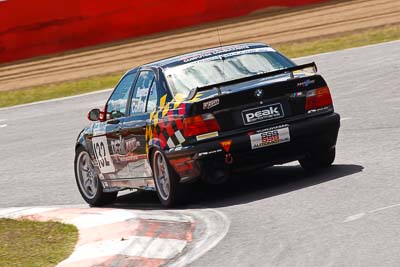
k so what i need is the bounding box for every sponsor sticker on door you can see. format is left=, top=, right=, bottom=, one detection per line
left=242, top=103, right=284, bottom=125
left=250, top=127, right=290, bottom=149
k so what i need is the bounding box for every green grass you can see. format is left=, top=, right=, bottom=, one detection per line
left=0, top=218, right=78, bottom=267
left=0, top=24, right=399, bottom=108
left=276, top=24, right=400, bottom=58
left=0, top=73, right=122, bottom=108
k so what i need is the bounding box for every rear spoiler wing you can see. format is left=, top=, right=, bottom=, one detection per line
left=187, top=62, right=317, bottom=100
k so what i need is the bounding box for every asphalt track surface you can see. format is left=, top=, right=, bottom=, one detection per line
left=1, top=41, right=400, bottom=266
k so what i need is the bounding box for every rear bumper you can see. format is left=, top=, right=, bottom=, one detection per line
left=166, top=112, right=340, bottom=182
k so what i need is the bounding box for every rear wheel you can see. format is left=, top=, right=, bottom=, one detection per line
left=299, top=147, right=336, bottom=171
left=74, top=147, right=117, bottom=206
left=151, top=149, right=185, bottom=208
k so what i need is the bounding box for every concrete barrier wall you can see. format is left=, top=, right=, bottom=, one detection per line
left=0, top=0, right=327, bottom=63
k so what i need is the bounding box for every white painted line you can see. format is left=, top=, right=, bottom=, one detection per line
left=369, top=203, right=400, bottom=213
left=171, top=209, right=231, bottom=267
left=340, top=117, right=351, bottom=122
left=343, top=212, right=366, bottom=223
left=0, top=124, right=7, bottom=128
left=343, top=203, right=400, bottom=223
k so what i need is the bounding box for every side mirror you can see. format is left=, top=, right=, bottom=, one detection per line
left=87, top=109, right=101, bottom=121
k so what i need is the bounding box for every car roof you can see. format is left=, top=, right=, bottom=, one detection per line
left=140, top=42, right=269, bottom=69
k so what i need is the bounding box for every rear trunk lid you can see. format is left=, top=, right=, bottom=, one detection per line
left=189, top=72, right=329, bottom=132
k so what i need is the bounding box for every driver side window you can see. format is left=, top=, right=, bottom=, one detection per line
left=146, top=81, right=158, bottom=112
left=106, top=73, right=136, bottom=119
left=131, top=71, right=155, bottom=114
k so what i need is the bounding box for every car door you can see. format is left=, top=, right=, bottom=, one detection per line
left=91, top=71, right=137, bottom=180
left=113, top=70, right=157, bottom=179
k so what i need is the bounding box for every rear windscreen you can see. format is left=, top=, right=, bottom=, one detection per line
left=164, top=47, right=295, bottom=98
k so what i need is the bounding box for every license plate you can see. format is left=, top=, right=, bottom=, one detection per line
left=250, top=127, right=290, bottom=149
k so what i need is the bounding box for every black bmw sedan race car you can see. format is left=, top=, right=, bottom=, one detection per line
left=74, top=43, right=340, bottom=207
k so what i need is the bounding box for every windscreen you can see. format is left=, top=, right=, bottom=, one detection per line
left=164, top=47, right=295, bottom=98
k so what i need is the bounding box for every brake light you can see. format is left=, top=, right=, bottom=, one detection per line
left=183, top=113, right=220, bottom=137
left=305, top=86, right=333, bottom=111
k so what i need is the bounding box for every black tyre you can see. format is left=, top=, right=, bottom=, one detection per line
left=299, top=147, right=336, bottom=171
left=74, top=146, right=117, bottom=206
left=151, top=149, right=186, bottom=208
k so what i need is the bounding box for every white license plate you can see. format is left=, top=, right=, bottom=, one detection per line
left=250, top=127, right=290, bottom=149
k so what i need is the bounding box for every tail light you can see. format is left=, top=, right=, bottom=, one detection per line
left=183, top=113, right=220, bottom=137
left=305, top=86, right=333, bottom=111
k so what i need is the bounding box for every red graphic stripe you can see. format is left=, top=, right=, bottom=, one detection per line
left=137, top=219, right=194, bottom=241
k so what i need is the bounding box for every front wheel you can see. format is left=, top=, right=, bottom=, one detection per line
left=151, top=149, right=185, bottom=208
left=299, top=147, right=336, bottom=171
left=74, top=147, right=117, bottom=206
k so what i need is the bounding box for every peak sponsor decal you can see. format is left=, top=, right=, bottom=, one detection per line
left=242, top=103, right=284, bottom=125
left=203, top=99, right=220, bottom=110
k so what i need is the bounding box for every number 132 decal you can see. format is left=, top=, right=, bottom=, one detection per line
left=92, top=136, right=115, bottom=173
